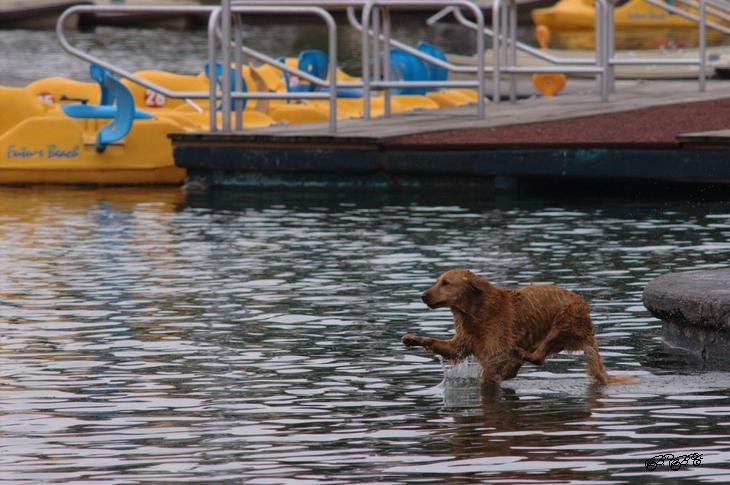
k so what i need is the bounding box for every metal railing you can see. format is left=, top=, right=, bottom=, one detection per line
left=219, top=2, right=339, bottom=132
left=56, top=3, right=340, bottom=133
left=258, top=0, right=490, bottom=118
left=345, top=6, right=493, bottom=100
left=605, top=0, right=712, bottom=92
left=428, top=3, right=608, bottom=102
left=430, top=0, right=717, bottom=98
left=56, top=0, right=722, bottom=135
left=356, top=0, right=486, bottom=119
left=57, top=5, right=216, bottom=102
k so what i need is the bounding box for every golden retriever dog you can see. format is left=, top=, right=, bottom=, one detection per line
left=402, top=269, right=637, bottom=385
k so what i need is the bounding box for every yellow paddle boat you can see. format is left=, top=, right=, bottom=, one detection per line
left=532, top=0, right=728, bottom=49
left=125, top=64, right=350, bottom=126
left=122, top=69, right=277, bottom=129
left=2, top=65, right=185, bottom=185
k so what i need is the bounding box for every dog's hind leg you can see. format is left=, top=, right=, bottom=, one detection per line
left=517, top=303, right=594, bottom=365
left=515, top=326, right=563, bottom=365
left=401, top=334, right=468, bottom=360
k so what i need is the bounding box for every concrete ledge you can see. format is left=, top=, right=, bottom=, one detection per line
left=644, top=269, right=730, bottom=363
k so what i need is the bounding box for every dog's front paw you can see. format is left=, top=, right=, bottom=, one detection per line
left=401, top=333, right=423, bottom=347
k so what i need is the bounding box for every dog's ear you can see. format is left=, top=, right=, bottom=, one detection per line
left=462, top=273, right=486, bottom=294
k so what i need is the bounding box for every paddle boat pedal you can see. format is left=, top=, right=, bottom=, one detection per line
left=61, top=64, right=152, bottom=152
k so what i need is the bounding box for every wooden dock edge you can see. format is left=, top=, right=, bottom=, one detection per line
left=171, top=133, right=730, bottom=190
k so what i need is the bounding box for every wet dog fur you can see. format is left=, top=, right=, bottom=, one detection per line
left=402, top=269, right=637, bottom=385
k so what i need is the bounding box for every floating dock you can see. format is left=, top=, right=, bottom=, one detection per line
left=171, top=80, right=730, bottom=190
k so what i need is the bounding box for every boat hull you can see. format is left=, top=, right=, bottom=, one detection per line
left=532, top=0, right=728, bottom=49
left=0, top=108, right=186, bottom=186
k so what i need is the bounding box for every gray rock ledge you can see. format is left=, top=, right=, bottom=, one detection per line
left=643, top=269, right=730, bottom=363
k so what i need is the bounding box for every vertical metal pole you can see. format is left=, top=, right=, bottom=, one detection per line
left=509, top=0, right=517, bottom=103
left=221, top=0, right=231, bottom=132
left=326, top=9, right=338, bottom=133
left=596, top=0, right=607, bottom=102
left=372, top=6, right=381, bottom=86
left=233, top=12, right=243, bottom=131
left=607, top=0, right=615, bottom=93
left=500, top=0, right=507, bottom=69
left=700, top=0, right=707, bottom=92
left=475, top=7, right=485, bottom=119
left=383, top=6, right=392, bottom=117
left=492, top=0, right=501, bottom=104
left=595, top=0, right=601, bottom=97
left=207, top=8, right=219, bottom=132
left=361, top=3, right=373, bottom=120
left=598, top=0, right=604, bottom=98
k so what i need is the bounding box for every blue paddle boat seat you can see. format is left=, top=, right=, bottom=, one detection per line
left=281, top=45, right=452, bottom=98
left=281, top=50, right=363, bottom=99
left=390, top=42, right=451, bottom=95
left=203, top=61, right=248, bottom=110
left=62, top=64, right=152, bottom=152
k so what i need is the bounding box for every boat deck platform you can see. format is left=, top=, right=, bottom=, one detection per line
left=171, top=80, right=730, bottom=190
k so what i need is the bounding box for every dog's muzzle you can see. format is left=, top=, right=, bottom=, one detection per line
left=421, top=291, right=443, bottom=309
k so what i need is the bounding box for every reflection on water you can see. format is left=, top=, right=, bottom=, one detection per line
left=2, top=187, right=730, bottom=483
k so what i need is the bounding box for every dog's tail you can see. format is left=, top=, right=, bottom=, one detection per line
left=584, top=337, right=639, bottom=385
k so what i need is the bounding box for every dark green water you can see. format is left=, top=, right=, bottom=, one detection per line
left=1, top=187, right=730, bottom=483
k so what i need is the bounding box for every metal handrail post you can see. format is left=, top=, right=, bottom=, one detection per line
left=373, top=6, right=381, bottom=88
left=607, top=0, right=615, bottom=93
left=499, top=0, right=505, bottom=99
left=326, top=6, right=338, bottom=132
left=383, top=6, right=392, bottom=117
left=700, top=0, right=707, bottom=92
left=476, top=6, right=485, bottom=119
left=492, top=0, right=501, bottom=104
left=595, top=0, right=607, bottom=102
left=509, top=0, right=517, bottom=103
left=499, top=0, right=510, bottom=81
left=221, top=0, right=232, bottom=133
left=234, top=12, right=244, bottom=130
left=207, top=8, right=220, bottom=132
left=361, top=2, right=373, bottom=120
